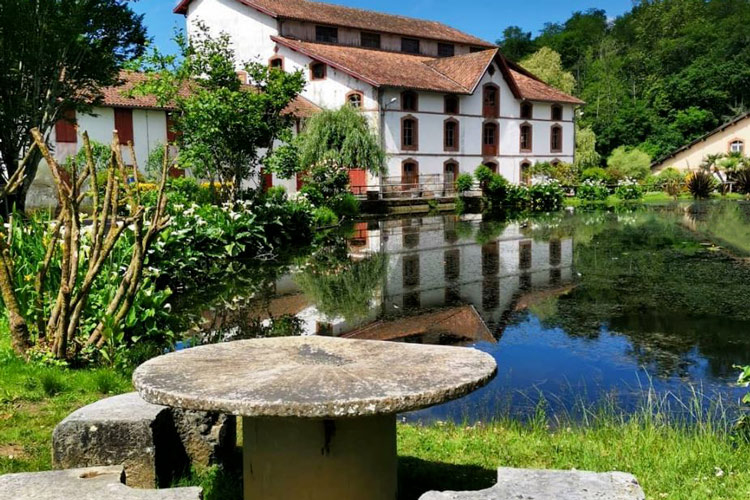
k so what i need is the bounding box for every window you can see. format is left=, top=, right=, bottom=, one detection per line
left=401, top=117, right=418, bottom=150
left=401, top=91, right=418, bottom=112
left=551, top=104, right=563, bottom=121
left=315, top=25, right=338, bottom=43
left=485, top=161, right=498, bottom=173
left=114, top=108, right=134, bottom=145
left=269, top=56, right=284, bottom=70
left=520, top=123, right=533, bottom=152
left=444, top=119, right=459, bottom=152
left=166, top=112, right=180, bottom=143
left=483, top=84, right=499, bottom=118
left=521, top=102, right=533, bottom=119
left=520, top=161, right=532, bottom=185
left=346, top=91, right=363, bottom=108
left=310, top=62, right=327, bottom=80
left=401, top=37, right=420, bottom=54
left=55, top=109, right=77, bottom=144
left=482, top=122, right=498, bottom=156
left=438, top=43, right=455, bottom=57
left=444, top=95, right=459, bottom=114
left=361, top=31, right=381, bottom=49
left=551, top=125, right=563, bottom=152
left=730, top=140, right=745, bottom=154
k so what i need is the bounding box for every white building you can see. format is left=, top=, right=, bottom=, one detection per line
left=175, top=0, right=584, bottom=193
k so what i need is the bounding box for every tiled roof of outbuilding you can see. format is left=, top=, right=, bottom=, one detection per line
left=97, top=71, right=320, bottom=117
left=174, top=0, right=495, bottom=48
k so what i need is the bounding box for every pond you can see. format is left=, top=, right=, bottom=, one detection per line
left=192, top=201, right=750, bottom=423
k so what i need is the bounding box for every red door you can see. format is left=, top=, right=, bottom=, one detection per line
left=260, top=168, right=273, bottom=192
left=349, top=169, right=367, bottom=195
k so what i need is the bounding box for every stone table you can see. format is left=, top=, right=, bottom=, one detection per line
left=133, top=336, right=496, bottom=500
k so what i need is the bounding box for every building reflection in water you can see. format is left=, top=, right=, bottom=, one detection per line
left=248, top=214, right=574, bottom=345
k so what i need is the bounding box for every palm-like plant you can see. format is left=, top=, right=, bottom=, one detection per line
left=687, top=170, right=717, bottom=199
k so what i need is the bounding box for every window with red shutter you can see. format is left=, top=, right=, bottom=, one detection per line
left=114, top=108, right=134, bottom=145
left=55, top=109, right=77, bottom=144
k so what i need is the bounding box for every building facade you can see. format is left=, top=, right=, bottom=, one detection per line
left=175, top=0, right=583, bottom=193
left=652, top=112, right=750, bottom=172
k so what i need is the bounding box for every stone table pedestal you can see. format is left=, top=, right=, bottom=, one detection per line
left=133, top=336, right=496, bottom=500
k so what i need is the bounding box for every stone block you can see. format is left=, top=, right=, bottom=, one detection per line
left=419, top=467, right=646, bottom=500
left=53, top=393, right=235, bottom=488
left=0, top=465, right=202, bottom=500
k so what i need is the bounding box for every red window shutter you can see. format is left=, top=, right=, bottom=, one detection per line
left=348, top=169, right=367, bottom=195
left=166, top=112, right=179, bottom=143
left=55, top=109, right=77, bottom=144
left=114, top=108, right=134, bottom=145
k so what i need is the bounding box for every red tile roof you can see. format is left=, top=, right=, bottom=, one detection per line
left=96, top=71, right=320, bottom=117
left=174, top=0, right=495, bottom=48
left=507, top=62, right=585, bottom=105
left=273, top=37, right=584, bottom=104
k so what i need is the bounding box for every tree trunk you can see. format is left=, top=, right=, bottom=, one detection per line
left=0, top=256, right=31, bottom=355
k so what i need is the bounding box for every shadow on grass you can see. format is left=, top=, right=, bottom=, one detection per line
left=398, top=456, right=495, bottom=500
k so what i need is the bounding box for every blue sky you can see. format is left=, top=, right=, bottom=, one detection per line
left=133, top=0, right=633, bottom=55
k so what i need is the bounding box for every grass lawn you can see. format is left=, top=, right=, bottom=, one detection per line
left=1, top=320, right=749, bottom=499
left=564, top=191, right=748, bottom=208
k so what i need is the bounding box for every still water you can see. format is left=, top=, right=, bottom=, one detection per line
left=201, top=202, right=750, bottom=422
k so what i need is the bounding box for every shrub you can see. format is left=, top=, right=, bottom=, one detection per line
left=505, top=184, right=530, bottom=209
left=485, top=174, right=508, bottom=200
left=313, top=206, right=339, bottom=227
left=456, top=173, right=474, bottom=194
left=167, top=177, right=215, bottom=205
left=329, top=192, right=360, bottom=218
left=577, top=179, right=609, bottom=201
left=606, top=146, right=652, bottom=180
left=531, top=161, right=579, bottom=185
left=654, top=168, right=685, bottom=191
left=615, top=179, right=644, bottom=200
left=474, top=165, right=494, bottom=185
left=686, top=171, right=717, bottom=199
left=734, top=168, right=750, bottom=195
left=581, top=167, right=609, bottom=183
left=528, top=181, right=564, bottom=211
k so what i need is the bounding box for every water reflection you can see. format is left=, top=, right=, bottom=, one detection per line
left=195, top=204, right=750, bottom=421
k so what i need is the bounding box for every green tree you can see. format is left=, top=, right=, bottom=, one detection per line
left=497, top=26, right=535, bottom=62
left=132, top=24, right=305, bottom=200
left=0, top=0, right=146, bottom=215
left=574, top=125, right=601, bottom=171
left=520, top=47, right=576, bottom=94
left=606, top=146, right=652, bottom=180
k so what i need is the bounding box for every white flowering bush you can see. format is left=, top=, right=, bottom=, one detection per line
left=577, top=179, right=610, bottom=201
left=615, top=178, right=644, bottom=200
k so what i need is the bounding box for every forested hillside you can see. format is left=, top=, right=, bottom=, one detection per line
left=500, top=0, right=750, bottom=161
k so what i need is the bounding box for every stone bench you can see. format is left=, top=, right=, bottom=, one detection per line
left=419, top=467, right=646, bottom=499
left=52, top=392, right=235, bottom=488
left=0, top=465, right=202, bottom=499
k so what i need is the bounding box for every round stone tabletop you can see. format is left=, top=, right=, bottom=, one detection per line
left=133, top=336, right=497, bottom=418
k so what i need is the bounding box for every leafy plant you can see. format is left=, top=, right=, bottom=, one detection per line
left=528, top=181, right=564, bottom=211
left=614, top=179, right=644, bottom=201
left=474, top=165, right=494, bottom=187
left=577, top=179, right=609, bottom=201
left=581, top=167, right=609, bottom=183
left=736, top=365, right=750, bottom=439
left=606, top=146, right=651, bottom=181
left=505, top=184, right=530, bottom=209
left=686, top=171, right=717, bottom=199
left=734, top=168, right=750, bottom=195
left=456, top=173, right=474, bottom=194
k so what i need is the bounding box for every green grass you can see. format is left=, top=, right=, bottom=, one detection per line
left=0, top=319, right=131, bottom=474
left=565, top=191, right=749, bottom=208
left=1, top=320, right=749, bottom=499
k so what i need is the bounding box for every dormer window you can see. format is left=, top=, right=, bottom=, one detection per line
left=310, top=62, right=327, bottom=80
left=470, top=47, right=484, bottom=53
left=401, top=91, right=418, bottom=112
left=521, top=102, right=533, bottom=119
left=551, top=104, right=563, bottom=121
left=401, top=37, right=420, bottom=54
left=361, top=32, right=381, bottom=49
left=316, top=25, right=338, bottom=43
left=438, top=43, right=455, bottom=58
left=444, top=95, right=459, bottom=114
